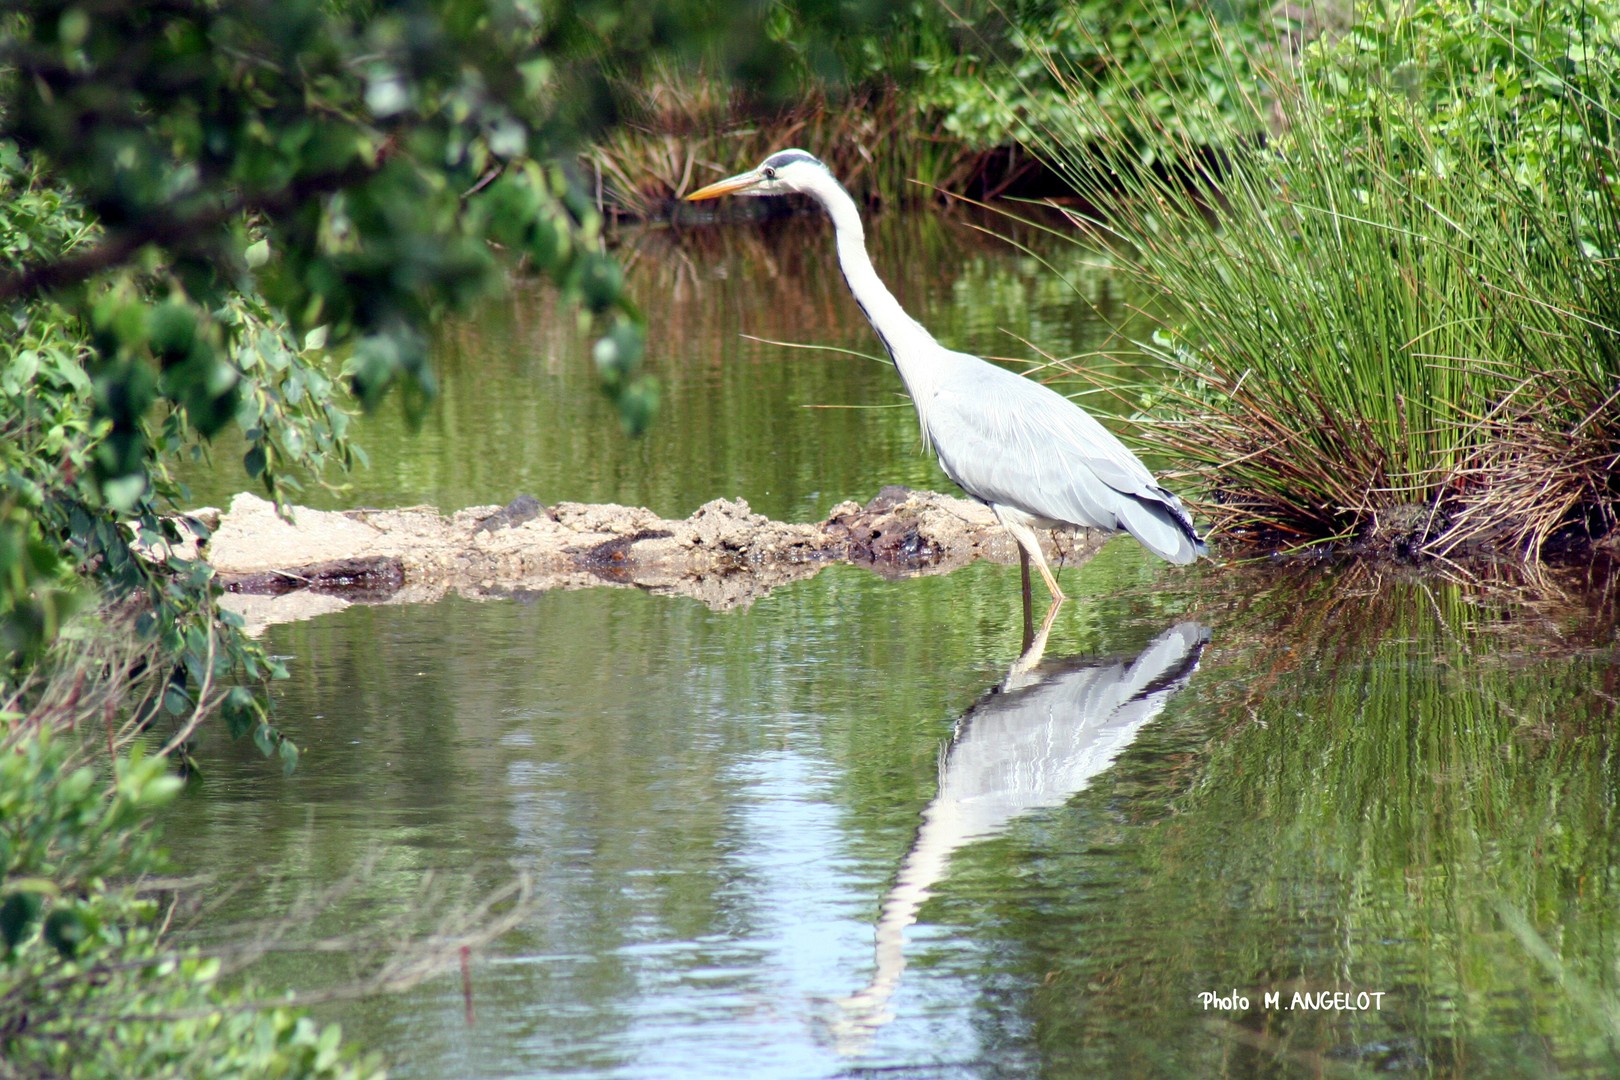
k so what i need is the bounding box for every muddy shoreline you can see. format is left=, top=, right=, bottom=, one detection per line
left=192, top=488, right=1108, bottom=633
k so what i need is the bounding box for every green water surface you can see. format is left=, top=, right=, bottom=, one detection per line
left=164, top=208, right=1620, bottom=1079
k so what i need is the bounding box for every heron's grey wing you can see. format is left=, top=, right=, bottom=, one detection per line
left=926, top=359, right=1202, bottom=562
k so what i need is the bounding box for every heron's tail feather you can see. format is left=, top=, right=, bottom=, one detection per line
left=1115, top=491, right=1207, bottom=565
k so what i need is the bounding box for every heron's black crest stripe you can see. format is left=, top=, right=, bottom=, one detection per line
left=763, top=150, right=822, bottom=170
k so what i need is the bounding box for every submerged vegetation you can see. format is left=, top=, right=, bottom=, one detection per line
left=1036, top=0, right=1620, bottom=556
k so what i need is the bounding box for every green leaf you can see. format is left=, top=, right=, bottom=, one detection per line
left=42, top=908, right=88, bottom=959
left=163, top=684, right=192, bottom=716
left=101, top=473, right=148, bottom=512
left=0, top=891, right=43, bottom=952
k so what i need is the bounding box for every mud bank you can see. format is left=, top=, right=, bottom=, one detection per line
left=196, top=487, right=1107, bottom=633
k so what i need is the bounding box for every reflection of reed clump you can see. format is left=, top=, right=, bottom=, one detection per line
left=1207, top=557, right=1620, bottom=688
left=983, top=560, right=1620, bottom=1076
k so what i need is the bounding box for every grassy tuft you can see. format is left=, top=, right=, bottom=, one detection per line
left=1030, top=0, right=1620, bottom=557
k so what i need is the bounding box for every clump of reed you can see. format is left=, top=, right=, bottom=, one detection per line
left=1034, top=0, right=1620, bottom=558
left=581, top=61, right=982, bottom=220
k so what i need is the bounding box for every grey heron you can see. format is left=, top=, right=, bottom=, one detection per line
left=686, top=149, right=1206, bottom=605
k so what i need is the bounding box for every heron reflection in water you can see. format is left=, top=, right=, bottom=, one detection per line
left=687, top=151, right=1207, bottom=630
left=828, top=621, right=1211, bottom=1050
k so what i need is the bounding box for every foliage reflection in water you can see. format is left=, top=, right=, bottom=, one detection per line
left=929, top=560, right=1620, bottom=1078
left=164, top=553, right=1620, bottom=1078
left=167, top=556, right=1180, bottom=1078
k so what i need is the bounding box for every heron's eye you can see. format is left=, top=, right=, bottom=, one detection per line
left=763, top=166, right=776, bottom=180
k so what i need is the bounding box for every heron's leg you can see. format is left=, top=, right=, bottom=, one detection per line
left=1019, top=547, right=1035, bottom=652
left=1020, top=533, right=1066, bottom=603
left=993, top=509, right=1068, bottom=603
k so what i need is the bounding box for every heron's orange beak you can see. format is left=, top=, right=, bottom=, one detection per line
left=684, top=170, right=763, bottom=201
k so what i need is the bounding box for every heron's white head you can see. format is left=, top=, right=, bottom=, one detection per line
left=684, top=149, right=831, bottom=201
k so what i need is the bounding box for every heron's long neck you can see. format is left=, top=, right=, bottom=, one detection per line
left=809, top=176, right=941, bottom=399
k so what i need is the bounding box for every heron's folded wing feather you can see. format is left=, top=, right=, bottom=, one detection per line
left=926, top=362, right=1156, bottom=514
left=926, top=360, right=1203, bottom=563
